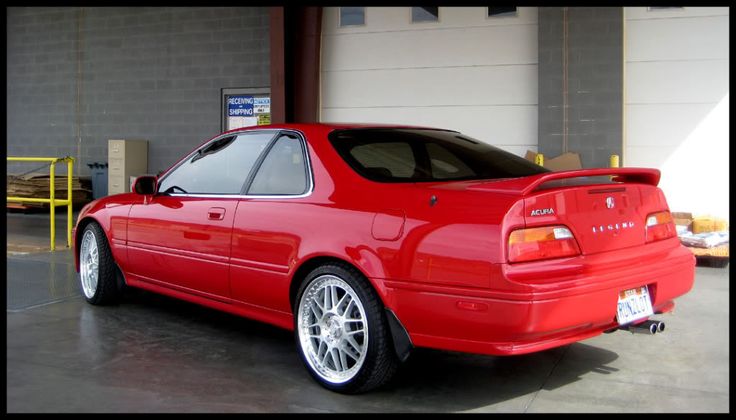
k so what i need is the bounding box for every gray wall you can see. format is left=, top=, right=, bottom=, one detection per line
left=7, top=7, right=270, bottom=176
left=538, top=7, right=623, bottom=168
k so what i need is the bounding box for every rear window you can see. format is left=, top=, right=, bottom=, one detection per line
left=329, top=128, right=549, bottom=182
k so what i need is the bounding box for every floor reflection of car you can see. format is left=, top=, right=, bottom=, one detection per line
left=73, top=123, right=696, bottom=393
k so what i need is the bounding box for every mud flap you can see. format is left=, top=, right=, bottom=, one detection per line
left=385, top=308, right=413, bottom=362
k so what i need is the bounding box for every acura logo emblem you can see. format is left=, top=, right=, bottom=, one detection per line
left=606, top=197, right=615, bottom=209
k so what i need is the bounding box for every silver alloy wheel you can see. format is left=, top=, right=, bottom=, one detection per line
left=297, top=274, right=369, bottom=384
left=79, top=229, right=99, bottom=299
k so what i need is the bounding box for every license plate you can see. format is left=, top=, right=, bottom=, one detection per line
left=616, top=286, right=654, bottom=325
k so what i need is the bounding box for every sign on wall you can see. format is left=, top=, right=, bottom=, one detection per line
left=228, top=95, right=255, bottom=116
left=223, top=88, right=271, bottom=131
left=254, top=97, right=271, bottom=114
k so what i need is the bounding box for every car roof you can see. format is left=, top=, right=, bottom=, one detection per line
left=220, top=122, right=457, bottom=136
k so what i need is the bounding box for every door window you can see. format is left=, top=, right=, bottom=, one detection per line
left=247, top=134, right=309, bottom=195
left=158, top=132, right=275, bottom=195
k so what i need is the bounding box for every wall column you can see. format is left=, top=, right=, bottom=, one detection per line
left=538, top=7, right=624, bottom=168
left=270, top=6, right=322, bottom=124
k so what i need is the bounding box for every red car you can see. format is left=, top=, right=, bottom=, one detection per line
left=74, top=123, right=695, bottom=393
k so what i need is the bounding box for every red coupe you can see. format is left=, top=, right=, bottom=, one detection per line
left=74, top=123, right=695, bottom=393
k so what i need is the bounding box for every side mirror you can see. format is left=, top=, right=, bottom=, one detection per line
left=133, top=175, right=158, bottom=195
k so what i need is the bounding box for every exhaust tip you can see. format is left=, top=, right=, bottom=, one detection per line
left=623, top=320, right=659, bottom=335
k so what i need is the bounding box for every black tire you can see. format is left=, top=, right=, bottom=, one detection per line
left=293, top=262, right=399, bottom=394
left=78, top=222, right=124, bottom=305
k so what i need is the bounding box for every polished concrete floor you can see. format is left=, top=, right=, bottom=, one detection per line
left=6, top=213, right=730, bottom=412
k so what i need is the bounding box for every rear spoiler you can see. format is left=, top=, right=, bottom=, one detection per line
left=467, top=168, right=661, bottom=196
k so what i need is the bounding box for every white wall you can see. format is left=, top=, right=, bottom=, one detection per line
left=320, top=7, right=539, bottom=157
left=624, top=7, right=729, bottom=219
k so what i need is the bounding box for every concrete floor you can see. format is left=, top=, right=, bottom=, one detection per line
left=6, top=212, right=730, bottom=412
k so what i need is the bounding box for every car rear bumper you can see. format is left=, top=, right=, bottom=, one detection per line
left=382, top=240, right=695, bottom=356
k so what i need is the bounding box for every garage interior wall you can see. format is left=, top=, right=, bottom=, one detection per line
left=7, top=7, right=270, bottom=177
left=320, top=7, right=539, bottom=157
left=624, top=7, right=729, bottom=219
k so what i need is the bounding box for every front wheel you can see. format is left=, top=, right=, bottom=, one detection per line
left=294, top=263, right=399, bottom=393
left=78, top=222, right=124, bottom=305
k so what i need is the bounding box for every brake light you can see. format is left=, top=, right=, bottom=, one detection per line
left=508, top=225, right=581, bottom=263
left=646, top=211, right=676, bottom=243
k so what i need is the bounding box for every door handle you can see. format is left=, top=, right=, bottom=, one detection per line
left=207, top=207, right=226, bottom=221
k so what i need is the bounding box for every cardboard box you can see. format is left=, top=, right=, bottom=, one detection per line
left=524, top=150, right=583, bottom=171
left=692, top=216, right=729, bottom=233
left=671, top=212, right=693, bottom=231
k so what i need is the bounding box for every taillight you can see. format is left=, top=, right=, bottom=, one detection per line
left=508, top=225, right=581, bottom=263
left=646, top=211, right=676, bottom=243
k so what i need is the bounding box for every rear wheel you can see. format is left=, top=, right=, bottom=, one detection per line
left=294, top=263, right=399, bottom=393
left=79, top=222, right=123, bottom=305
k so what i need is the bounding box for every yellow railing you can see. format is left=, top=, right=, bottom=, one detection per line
left=7, top=156, right=75, bottom=251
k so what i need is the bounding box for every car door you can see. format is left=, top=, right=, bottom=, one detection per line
left=126, top=130, right=278, bottom=299
left=229, top=131, right=312, bottom=312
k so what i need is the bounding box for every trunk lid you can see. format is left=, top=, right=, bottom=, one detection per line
left=524, top=183, right=666, bottom=255
left=513, top=168, right=666, bottom=255
left=426, top=168, right=667, bottom=256
left=420, top=168, right=669, bottom=255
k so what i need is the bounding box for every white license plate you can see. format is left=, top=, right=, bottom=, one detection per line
left=616, top=286, right=654, bottom=325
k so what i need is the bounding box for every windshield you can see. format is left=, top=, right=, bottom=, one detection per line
left=328, top=128, right=549, bottom=182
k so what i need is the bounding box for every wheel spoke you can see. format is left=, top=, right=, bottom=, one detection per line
left=331, top=348, right=342, bottom=371
left=321, top=345, right=331, bottom=366
left=309, top=301, right=322, bottom=320
left=323, top=286, right=330, bottom=310
left=342, top=341, right=361, bottom=361
left=316, top=340, right=327, bottom=360
left=345, top=336, right=363, bottom=356
left=313, top=292, right=325, bottom=312
left=344, top=317, right=362, bottom=323
left=344, top=299, right=356, bottom=317
left=330, top=286, right=339, bottom=311
left=336, top=293, right=351, bottom=316
left=338, top=347, right=349, bottom=370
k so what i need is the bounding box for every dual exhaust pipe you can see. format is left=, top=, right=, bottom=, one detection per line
left=620, top=319, right=665, bottom=335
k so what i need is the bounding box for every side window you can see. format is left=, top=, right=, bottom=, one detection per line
left=349, top=142, right=415, bottom=178
left=158, top=132, right=274, bottom=194
left=248, top=134, right=309, bottom=195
